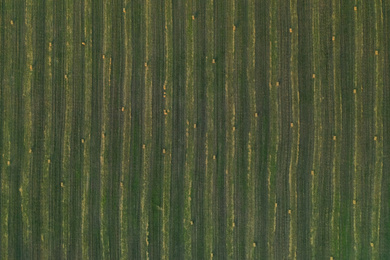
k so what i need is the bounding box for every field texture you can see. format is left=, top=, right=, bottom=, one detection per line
left=0, top=0, right=389, bottom=259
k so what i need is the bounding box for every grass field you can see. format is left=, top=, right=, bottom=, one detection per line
left=0, top=0, right=389, bottom=259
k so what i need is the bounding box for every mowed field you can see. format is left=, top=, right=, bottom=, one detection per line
left=0, top=0, right=389, bottom=259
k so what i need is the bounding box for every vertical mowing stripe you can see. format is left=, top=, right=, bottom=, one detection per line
left=128, top=0, right=145, bottom=257
left=380, top=0, right=390, bottom=258
left=268, top=0, right=279, bottom=257
left=140, top=0, right=152, bottom=256
left=331, top=0, right=341, bottom=256
left=169, top=0, right=186, bottom=258
left=339, top=1, right=355, bottom=258
left=68, top=0, right=85, bottom=258
left=360, top=0, right=376, bottom=258
left=213, top=0, right=227, bottom=258
left=148, top=0, right=166, bottom=252
left=296, top=0, right=314, bottom=258
left=162, top=0, right=173, bottom=257
left=233, top=0, right=250, bottom=259
left=31, top=0, right=46, bottom=258
left=106, top=0, right=125, bottom=258
left=183, top=0, right=194, bottom=256
left=354, top=0, right=363, bottom=254
left=81, top=0, right=91, bottom=257
left=274, top=0, right=292, bottom=258
left=8, top=0, right=26, bottom=258
left=289, top=0, right=299, bottom=257
left=89, top=0, right=103, bottom=258
left=224, top=0, right=235, bottom=257
left=42, top=0, right=53, bottom=255
left=0, top=0, right=4, bottom=254
left=49, top=0, right=66, bottom=257
left=371, top=1, right=383, bottom=258
left=191, top=0, right=207, bottom=258
left=149, top=0, right=165, bottom=258
left=316, top=0, right=334, bottom=258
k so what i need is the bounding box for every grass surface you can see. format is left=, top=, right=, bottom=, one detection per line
left=0, top=0, right=389, bottom=259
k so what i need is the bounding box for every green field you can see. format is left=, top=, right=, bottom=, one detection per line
left=0, top=0, right=389, bottom=259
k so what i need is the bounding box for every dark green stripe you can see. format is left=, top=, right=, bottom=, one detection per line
left=254, top=0, right=270, bottom=258
left=380, top=1, right=390, bottom=258
left=275, top=0, right=292, bottom=258
left=213, top=0, right=227, bottom=258
left=106, top=0, right=125, bottom=258
left=339, top=0, right=355, bottom=258
left=128, top=0, right=145, bottom=258
left=360, top=0, right=376, bottom=258
left=31, top=0, right=46, bottom=258
left=0, top=0, right=5, bottom=254
left=68, top=0, right=85, bottom=259
left=316, top=0, right=334, bottom=257
left=8, top=0, right=26, bottom=258
left=234, top=0, right=250, bottom=259
left=89, top=0, right=103, bottom=258
left=191, top=0, right=207, bottom=259
left=149, top=0, right=164, bottom=258
left=296, top=0, right=313, bottom=258
left=49, top=0, right=66, bottom=258
left=169, top=0, right=186, bottom=258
